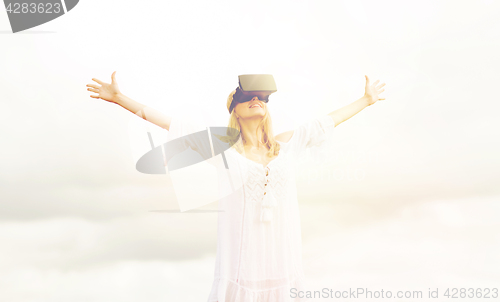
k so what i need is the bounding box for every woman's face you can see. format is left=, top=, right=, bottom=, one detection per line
left=234, top=96, right=267, bottom=120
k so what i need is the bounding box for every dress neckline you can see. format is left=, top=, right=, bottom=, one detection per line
left=230, top=146, right=281, bottom=169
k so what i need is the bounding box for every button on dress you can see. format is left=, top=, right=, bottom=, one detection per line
left=166, top=114, right=336, bottom=302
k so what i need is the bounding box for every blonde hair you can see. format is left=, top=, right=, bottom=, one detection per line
left=218, top=89, right=281, bottom=157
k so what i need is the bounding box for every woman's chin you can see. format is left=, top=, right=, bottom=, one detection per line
left=250, top=113, right=265, bottom=118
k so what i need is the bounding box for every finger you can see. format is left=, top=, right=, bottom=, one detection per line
left=86, top=84, right=99, bottom=89
left=90, top=95, right=99, bottom=98
left=378, top=88, right=385, bottom=93
left=373, top=80, right=380, bottom=86
left=376, top=83, right=386, bottom=89
left=111, top=71, right=116, bottom=83
left=92, top=78, right=104, bottom=85
left=87, top=88, right=98, bottom=93
left=379, top=98, right=385, bottom=100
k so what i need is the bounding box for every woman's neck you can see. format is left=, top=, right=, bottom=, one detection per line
left=239, top=118, right=264, bottom=148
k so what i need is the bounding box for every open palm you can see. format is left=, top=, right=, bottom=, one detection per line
left=86, top=71, right=121, bottom=103
left=364, top=75, right=386, bottom=106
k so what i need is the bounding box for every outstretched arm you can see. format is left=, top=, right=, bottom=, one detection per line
left=275, top=75, right=386, bottom=143
left=328, top=75, right=386, bottom=126
left=115, top=94, right=172, bottom=131
left=86, top=71, right=173, bottom=130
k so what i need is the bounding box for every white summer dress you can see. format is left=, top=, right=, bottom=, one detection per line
left=166, top=114, right=336, bottom=302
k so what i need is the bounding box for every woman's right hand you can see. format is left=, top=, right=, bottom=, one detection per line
left=86, top=71, right=122, bottom=103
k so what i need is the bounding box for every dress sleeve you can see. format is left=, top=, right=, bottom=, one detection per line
left=165, top=116, right=220, bottom=167
left=166, top=116, right=226, bottom=212
left=285, top=114, right=336, bottom=158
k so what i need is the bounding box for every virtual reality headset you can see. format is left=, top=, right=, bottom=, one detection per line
left=228, top=74, right=277, bottom=114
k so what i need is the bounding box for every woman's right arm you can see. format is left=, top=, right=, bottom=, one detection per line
left=114, top=93, right=172, bottom=131
left=86, top=71, right=172, bottom=130
left=87, top=72, right=222, bottom=167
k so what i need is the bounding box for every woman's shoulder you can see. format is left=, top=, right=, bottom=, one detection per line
left=275, top=130, right=294, bottom=144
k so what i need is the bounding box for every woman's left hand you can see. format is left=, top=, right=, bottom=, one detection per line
left=364, top=75, right=386, bottom=106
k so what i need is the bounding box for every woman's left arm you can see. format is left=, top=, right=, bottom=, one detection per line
left=328, top=75, right=386, bottom=126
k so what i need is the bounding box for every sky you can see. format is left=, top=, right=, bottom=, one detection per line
left=1, top=0, right=499, bottom=301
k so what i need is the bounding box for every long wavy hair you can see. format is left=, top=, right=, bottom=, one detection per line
left=217, top=89, right=281, bottom=157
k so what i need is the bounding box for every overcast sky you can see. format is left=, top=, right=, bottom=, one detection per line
left=1, top=0, right=499, bottom=301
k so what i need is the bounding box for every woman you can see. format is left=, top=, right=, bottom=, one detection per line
left=86, top=72, right=386, bottom=301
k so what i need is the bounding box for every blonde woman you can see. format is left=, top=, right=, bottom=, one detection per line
left=86, top=72, right=386, bottom=302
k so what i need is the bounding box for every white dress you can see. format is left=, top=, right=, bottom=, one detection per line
left=166, top=114, right=336, bottom=302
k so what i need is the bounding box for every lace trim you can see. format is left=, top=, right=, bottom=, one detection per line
left=208, top=275, right=311, bottom=302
